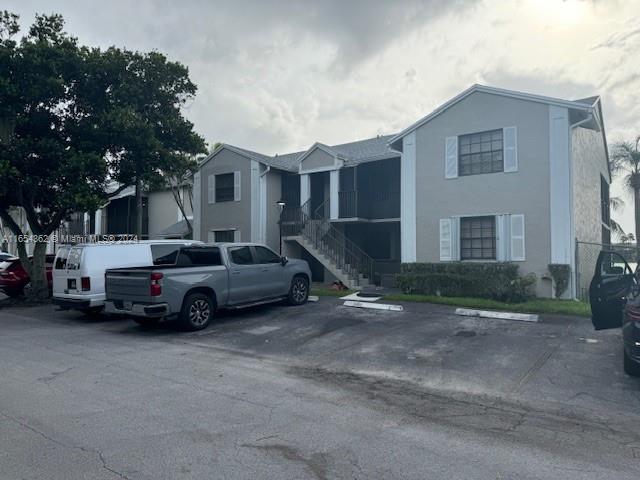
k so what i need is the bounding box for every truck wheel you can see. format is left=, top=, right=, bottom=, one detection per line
left=179, top=293, right=214, bottom=331
left=624, top=348, right=640, bottom=377
left=287, top=275, right=309, bottom=306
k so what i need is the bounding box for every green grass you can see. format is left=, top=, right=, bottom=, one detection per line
left=383, top=294, right=591, bottom=317
left=311, top=285, right=591, bottom=317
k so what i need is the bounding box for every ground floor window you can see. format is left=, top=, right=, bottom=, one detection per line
left=460, top=216, right=496, bottom=260
left=208, top=229, right=235, bottom=243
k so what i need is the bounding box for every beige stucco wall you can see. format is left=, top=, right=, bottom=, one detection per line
left=148, top=190, right=178, bottom=237
left=572, top=125, right=610, bottom=299
left=413, top=91, right=553, bottom=296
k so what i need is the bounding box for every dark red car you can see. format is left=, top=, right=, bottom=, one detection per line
left=0, top=254, right=55, bottom=297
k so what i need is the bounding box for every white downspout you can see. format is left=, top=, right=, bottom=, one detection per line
left=568, top=113, right=594, bottom=299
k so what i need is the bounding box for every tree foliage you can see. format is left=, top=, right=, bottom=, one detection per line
left=0, top=11, right=205, bottom=298
left=611, top=137, right=640, bottom=249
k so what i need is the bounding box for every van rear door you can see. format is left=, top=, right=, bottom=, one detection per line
left=61, top=246, right=84, bottom=294
left=52, top=246, right=71, bottom=295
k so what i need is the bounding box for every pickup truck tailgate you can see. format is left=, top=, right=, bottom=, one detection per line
left=105, top=269, right=153, bottom=302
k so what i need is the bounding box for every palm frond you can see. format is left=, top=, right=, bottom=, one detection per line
left=610, top=196, right=624, bottom=212
left=610, top=218, right=625, bottom=238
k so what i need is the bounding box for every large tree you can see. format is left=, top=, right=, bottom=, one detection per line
left=0, top=12, right=205, bottom=298
left=0, top=13, right=107, bottom=298
left=611, top=136, right=640, bottom=251
left=99, top=48, right=206, bottom=237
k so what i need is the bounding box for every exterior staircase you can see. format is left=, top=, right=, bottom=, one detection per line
left=281, top=201, right=374, bottom=289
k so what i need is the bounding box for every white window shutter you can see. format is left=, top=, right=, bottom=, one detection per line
left=207, top=231, right=215, bottom=243
left=233, top=229, right=241, bottom=242
left=503, top=126, right=518, bottom=172
left=451, top=217, right=460, bottom=261
left=495, top=215, right=509, bottom=261
left=440, top=218, right=452, bottom=261
left=510, top=214, right=525, bottom=261
left=445, top=136, right=458, bottom=179
left=234, top=171, right=241, bottom=201
left=208, top=175, right=216, bottom=204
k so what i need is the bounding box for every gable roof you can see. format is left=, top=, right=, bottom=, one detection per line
left=388, top=84, right=597, bottom=149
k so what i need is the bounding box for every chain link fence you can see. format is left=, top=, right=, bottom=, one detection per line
left=575, top=241, right=638, bottom=302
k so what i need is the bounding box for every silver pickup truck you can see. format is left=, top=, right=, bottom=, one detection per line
left=104, top=243, right=312, bottom=331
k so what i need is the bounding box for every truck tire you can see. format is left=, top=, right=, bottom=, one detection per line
left=178, top=292, right=215, bottom=331
left=624, top=348, right=640, bottom=377
left=287, top=275, right=309, bottom=306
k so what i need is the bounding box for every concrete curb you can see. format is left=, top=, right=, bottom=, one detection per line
left=343, top=300, right=403, bottom=312
left=455, top=307, right=539, bottom=323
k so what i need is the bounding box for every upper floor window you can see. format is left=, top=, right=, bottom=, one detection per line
left=215, top=173, right=235, bottom=202
left=459, top=129, right=503, bottom=176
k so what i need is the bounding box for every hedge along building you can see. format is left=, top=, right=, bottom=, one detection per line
left=194, top=85, right=610, bottom=298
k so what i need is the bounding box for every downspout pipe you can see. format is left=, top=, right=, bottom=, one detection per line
left=568, top=113, right=594, bottom=299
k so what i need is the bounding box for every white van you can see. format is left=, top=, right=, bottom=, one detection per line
left=52, top=240, right=200, bottom=313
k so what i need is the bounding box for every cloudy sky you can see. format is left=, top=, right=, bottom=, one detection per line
left=6, top=0, right=640, bottom=232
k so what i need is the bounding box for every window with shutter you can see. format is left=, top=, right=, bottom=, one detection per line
left=215, top=173, right=234, bottom=202
left=458, top=129, right=503, bottom=176
left=460, top=216, right=496, bottom=260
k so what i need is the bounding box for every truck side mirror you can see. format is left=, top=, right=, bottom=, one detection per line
left=280, top=256, right=289, bottom=266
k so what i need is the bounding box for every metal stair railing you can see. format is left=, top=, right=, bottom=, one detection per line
left=281, top=199, right=374, bottom=284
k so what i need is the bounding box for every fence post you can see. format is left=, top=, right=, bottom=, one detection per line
left=575, top=238, right=580, bottom=301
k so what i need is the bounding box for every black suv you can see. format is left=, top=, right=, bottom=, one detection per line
left=589, top=250, right=640, bottom=376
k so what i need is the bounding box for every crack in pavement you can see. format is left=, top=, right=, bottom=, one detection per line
left=1, top=412, right=131, bottom=480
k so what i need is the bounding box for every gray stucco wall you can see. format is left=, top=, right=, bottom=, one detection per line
left=301, top=149, right=335, bottom=171
left=199, top=149, right=252, bottom=242
left=413, top=91, right=552, bottom=297
left=572, top=126, right=610, bottom=299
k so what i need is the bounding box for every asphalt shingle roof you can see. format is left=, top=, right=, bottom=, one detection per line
left=218, top=134, right=399, bottom=172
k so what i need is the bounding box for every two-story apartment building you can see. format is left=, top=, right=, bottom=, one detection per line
left=194, top=85, right=610, bottom=298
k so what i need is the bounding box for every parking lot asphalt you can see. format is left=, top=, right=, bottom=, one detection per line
left=1, top=297, right=640, bottom=479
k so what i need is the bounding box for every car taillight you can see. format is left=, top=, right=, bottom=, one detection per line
left=150, top=272, right=163, bottom=297
left=81, top=277, right=91, bottom=291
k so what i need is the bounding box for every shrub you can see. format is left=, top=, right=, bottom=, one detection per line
left=504, top=273, right=537, bottom=303
left=548, top=264, right=571, bottom=298
left=396, top=262, right=534, bottom=302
